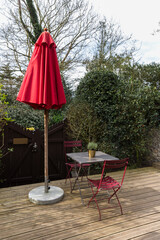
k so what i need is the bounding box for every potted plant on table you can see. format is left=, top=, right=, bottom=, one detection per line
left=87, top=142, right=98, bottom=158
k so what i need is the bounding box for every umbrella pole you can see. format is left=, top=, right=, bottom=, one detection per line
left=44, top=109, right=49, bottom=193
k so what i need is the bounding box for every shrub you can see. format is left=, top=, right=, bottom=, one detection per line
left=69, top=70, right=160, bottom=167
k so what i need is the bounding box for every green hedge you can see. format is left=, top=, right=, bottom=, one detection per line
left=66, top=70, right=160, bottom=167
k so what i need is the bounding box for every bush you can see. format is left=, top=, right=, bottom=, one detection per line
left=69, top=70, right=160, bottom=167
left=66, top=99, right=104, bottom=147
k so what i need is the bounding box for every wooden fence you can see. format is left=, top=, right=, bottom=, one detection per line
left=0, top=121, right=67, bottom=187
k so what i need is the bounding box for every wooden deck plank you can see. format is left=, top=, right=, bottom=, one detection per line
left=0, top=167, right=160, bottom=240
left=130, top=230, right=160, bottom=240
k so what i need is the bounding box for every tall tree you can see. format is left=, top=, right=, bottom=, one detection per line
left=85, top=18, right=138, bottom=73
left=18, top=0, right=43, bottom=44
left=119, top=62, right=160, bottom=90
left=133, top=63, right=160, bottom=89
left=0, top=0, right=98, bottom=75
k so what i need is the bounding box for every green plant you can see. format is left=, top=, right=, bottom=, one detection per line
left=0, top=84, right=13, bottom=181
left=66, top=99, right=103, bottom=145
left=87, top=142, right=98, bottom=150
left=72, top=69, right=160, bottom=167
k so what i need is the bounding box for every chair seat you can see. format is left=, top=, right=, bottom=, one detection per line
left=88, top=176, right=121, bottom=189
left=66, top=163, right=91, bottom=168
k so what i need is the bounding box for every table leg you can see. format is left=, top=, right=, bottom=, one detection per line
left=71, top=164, right=85, bottom=206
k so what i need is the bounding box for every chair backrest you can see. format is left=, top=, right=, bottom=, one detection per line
left=64, top=140, right=82, bottom=150
left=64, top=140, right=82, bottom=162
left=100, top=158, right=129, bottom=186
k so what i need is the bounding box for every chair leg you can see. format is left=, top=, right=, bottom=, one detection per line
left=88, top=185, right=102, bottom=220
left=95, top=197, right=101, bottom=221
left=114, top=189, right=123, bottom=215
left=65, top=167, right=73, bottom=192
left=65, top=167, right=72, bottom=183
left=88, top=184, right=97, bottom=206
left=108, top=188, right=123, bottom=215
left=108, top=187, right=119, bottom=203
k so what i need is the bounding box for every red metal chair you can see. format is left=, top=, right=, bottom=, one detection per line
left=87, top=158, right=129, bottom=220
left=64, top=140, right=91, bottom=190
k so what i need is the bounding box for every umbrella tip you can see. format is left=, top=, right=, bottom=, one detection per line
left=44, top=28, right=48, bottom=31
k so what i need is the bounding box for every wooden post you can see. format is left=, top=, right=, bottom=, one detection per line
left=44, top=109, right=49, bottom=193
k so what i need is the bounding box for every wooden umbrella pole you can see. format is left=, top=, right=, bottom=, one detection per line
left=44, top=109, right=49, bottom=193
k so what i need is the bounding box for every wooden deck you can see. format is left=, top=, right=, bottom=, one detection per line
left=1, top=167, right=160, bottom=240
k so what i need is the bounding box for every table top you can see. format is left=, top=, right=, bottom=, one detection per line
left=66, top=151, right=119, bottom=164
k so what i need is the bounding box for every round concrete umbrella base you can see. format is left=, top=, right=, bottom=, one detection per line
left=28, top=186, right=64, bottom=205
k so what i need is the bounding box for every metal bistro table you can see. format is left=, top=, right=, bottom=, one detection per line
left=66, top=151, right=119, bottom=205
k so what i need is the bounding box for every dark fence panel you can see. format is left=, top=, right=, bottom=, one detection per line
left=0, top=121, right=67, bottom=187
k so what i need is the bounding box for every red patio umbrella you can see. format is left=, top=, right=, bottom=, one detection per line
left=17, top=29, right=66, bottom=193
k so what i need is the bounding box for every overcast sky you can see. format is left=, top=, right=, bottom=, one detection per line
left=90, top=0, right=160, bottom=64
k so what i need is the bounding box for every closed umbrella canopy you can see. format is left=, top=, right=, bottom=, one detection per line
left=17, top=30, right=66, bottom=110
left=17, top=29, right=66, bottom=194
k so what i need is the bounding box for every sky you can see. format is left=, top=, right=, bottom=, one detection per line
left=89, top=0, right=160, bottom=64
left=0, top=0, right=160, bottom=64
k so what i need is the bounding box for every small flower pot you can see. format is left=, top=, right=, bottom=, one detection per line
left=88, top=150, right=96, bottom=158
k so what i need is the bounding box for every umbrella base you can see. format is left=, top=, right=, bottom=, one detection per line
left=28, top=186, right=64, bottom=205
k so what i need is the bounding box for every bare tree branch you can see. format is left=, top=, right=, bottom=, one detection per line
left=0, top=0, right=98, bottom=75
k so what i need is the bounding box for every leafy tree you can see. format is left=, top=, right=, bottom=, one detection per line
left=76, top=70, right=119, bottom=122
left=71, top=70, right=160, bottom=166
left=132, top=63, right=160, bottom=89
left=117, top=62, right=160, bottom=90
left=66, top=99, right=104, bottom=145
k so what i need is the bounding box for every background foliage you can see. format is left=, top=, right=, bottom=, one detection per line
left=0, top=84, right=11, bottom=171
left=0, top=0, right=160, bottom=169
left=66, top=70, right=160, bottom=167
